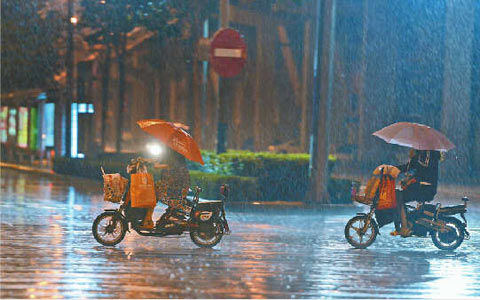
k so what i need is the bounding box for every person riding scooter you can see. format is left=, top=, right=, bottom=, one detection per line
left=139, top=147, right=191, bottom=230
left=393, top=149, right=441, bottom=237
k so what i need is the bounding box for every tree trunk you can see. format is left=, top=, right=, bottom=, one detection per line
left=101, top=45, right=111, bottom=151
left=191, top=15, right=203, bottom=147
left=308, top=0, right=336, bottom=203
left=115, top=34, right=127, bottom=153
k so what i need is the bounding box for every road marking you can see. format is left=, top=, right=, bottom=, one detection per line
left=214, top=48, right=243, bottom=58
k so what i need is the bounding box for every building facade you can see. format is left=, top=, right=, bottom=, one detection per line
left=4, top=0, right=476, bottom=180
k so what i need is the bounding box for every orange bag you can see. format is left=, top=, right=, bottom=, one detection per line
left=130, top=173, right=156, bottom=208
left=377, top=176, right=397, bottom=210
left=364, top=176, right=380, bottom=201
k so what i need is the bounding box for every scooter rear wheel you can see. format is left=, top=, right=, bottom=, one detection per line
left=431, top=217, right=464, bottom=250
left=190, top=222, right=223, bottom=248
left=92, top=211, right=127, bottom=246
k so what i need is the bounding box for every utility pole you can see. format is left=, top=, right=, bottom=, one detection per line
left=216, top=0, right=229, bottom=154
left=65, top=0, right=75, bottom=158
left=308, top=0, right=337, bottom=203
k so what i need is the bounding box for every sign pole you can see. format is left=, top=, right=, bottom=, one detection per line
left=216, top=0, right=230, bottom=154
left=65, top=0, right=74, bottom=157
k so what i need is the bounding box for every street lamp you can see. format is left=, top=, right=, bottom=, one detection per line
left=65, top=0, right=75, bottom=158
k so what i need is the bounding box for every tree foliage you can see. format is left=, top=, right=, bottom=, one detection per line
left=79, top=0, right=184, bottom=50
left=1, top=0, right=63, bottom=92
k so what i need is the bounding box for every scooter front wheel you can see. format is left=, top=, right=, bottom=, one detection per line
left=345, top=215, right=378, bottom=249
left=92, top=211, right=127, bottom=246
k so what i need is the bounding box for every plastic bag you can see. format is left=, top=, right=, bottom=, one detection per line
left=377, top=176, right=397, bottom=210
left=373, top=164, right=401, bottom=178
left=364, top=176, right=380, bottom=201
left=130, top=173, right=156, bottom=208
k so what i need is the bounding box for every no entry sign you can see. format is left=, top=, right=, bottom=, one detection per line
left=210, top=28, right=247, bottom=78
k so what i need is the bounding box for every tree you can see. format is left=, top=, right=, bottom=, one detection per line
left=80, top=0, right=184, bottom=152
left=1, top=0, right=63, bottom=93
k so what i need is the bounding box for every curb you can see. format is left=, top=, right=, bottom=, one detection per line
left=1, top=162, right=354, bottom=208
left=0, top=162, right=58, bottom=177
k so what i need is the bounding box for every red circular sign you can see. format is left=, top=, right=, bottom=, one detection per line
left=210, top=28, right=247, bottom=78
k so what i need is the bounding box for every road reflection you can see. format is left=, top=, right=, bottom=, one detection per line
left=1, top=168, right=479, bottom=298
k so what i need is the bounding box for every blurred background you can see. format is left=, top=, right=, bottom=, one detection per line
left=1, top=0, right=479, bottom=183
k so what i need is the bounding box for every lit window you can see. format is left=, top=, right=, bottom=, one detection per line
left=18, top=107, right=28, bottom=148
left=8, top=108, right=16, bottom=136
left=0, top=107, right=7, bottom=143
left=44, top=103, right=55, bottom=147
left=71, top=103, right=78, bottom=157
left=78, top=103, right=87, bottom=113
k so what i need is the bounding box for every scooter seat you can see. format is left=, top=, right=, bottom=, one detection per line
left=186, top=196, right=223, bottom=203
left=198, top=198, right=223, bottom=203
left=438, top=205, right=466, bottom=215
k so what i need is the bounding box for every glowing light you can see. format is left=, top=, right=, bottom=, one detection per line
left=146, top=143, right=163, bottom=157
left=71, top=103, right=77, bottom=158
left=70, top=16, right=78, bottom=24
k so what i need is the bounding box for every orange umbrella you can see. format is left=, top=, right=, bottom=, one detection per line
left=373, top=122, right=455, bottom=151
left=137, top=119, right=204, bottom=165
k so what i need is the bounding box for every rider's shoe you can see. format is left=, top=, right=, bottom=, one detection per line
left=399, top=227, right=412, bottom=238
left=390, top=230, right=401, bottom=236
left=139, top=220, right=154, bottom=231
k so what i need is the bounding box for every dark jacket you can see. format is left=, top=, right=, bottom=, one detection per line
left=396, top=150, right=440, bottom=201
left=158, top=150, right=190, bottom=201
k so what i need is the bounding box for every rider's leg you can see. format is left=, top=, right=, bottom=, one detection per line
left=391, top=190, right=403, bottom=236
left=140, top=208, right=154, bottom=229
left=398, top=201, right=411, bottom=236
left=398, top=189, right=413, bottom=237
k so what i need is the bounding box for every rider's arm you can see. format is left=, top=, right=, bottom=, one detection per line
left=138, top=157, right=168, bottom=169
left=154, top=163, right=169, bottom=169
left=396, top=162, right=410, bottom=173
left=396, top=156, right=418, bottom=173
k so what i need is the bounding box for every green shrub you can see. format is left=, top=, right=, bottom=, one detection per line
left=190, top=150, right=348, bottom=202
left=54, top=151, right=354, bottom=203
left=54, top=157, right=126, bottom=179
left=54, top=157, right=259, bottom=203
left=189, top=170, right=259, bottom=202
left=328, top=176, right=357, bottom=204
left=193, top=151, right=311, bottom=201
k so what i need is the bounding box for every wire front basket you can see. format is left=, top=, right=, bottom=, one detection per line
left=102, top=167, right=128, bottom=203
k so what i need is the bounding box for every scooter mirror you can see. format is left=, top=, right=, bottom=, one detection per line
left=220, top=184, right=229, bottom=199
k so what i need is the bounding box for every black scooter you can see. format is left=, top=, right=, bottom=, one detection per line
left=346, top=167, right=470, bottom=250
left=92, top=158, right=230, bottom=248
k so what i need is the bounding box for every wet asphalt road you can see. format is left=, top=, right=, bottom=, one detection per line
left=1, top=168, right=479, bottom=299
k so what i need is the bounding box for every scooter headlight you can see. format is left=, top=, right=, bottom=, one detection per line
left=146, top=143, right=163, bottom=157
